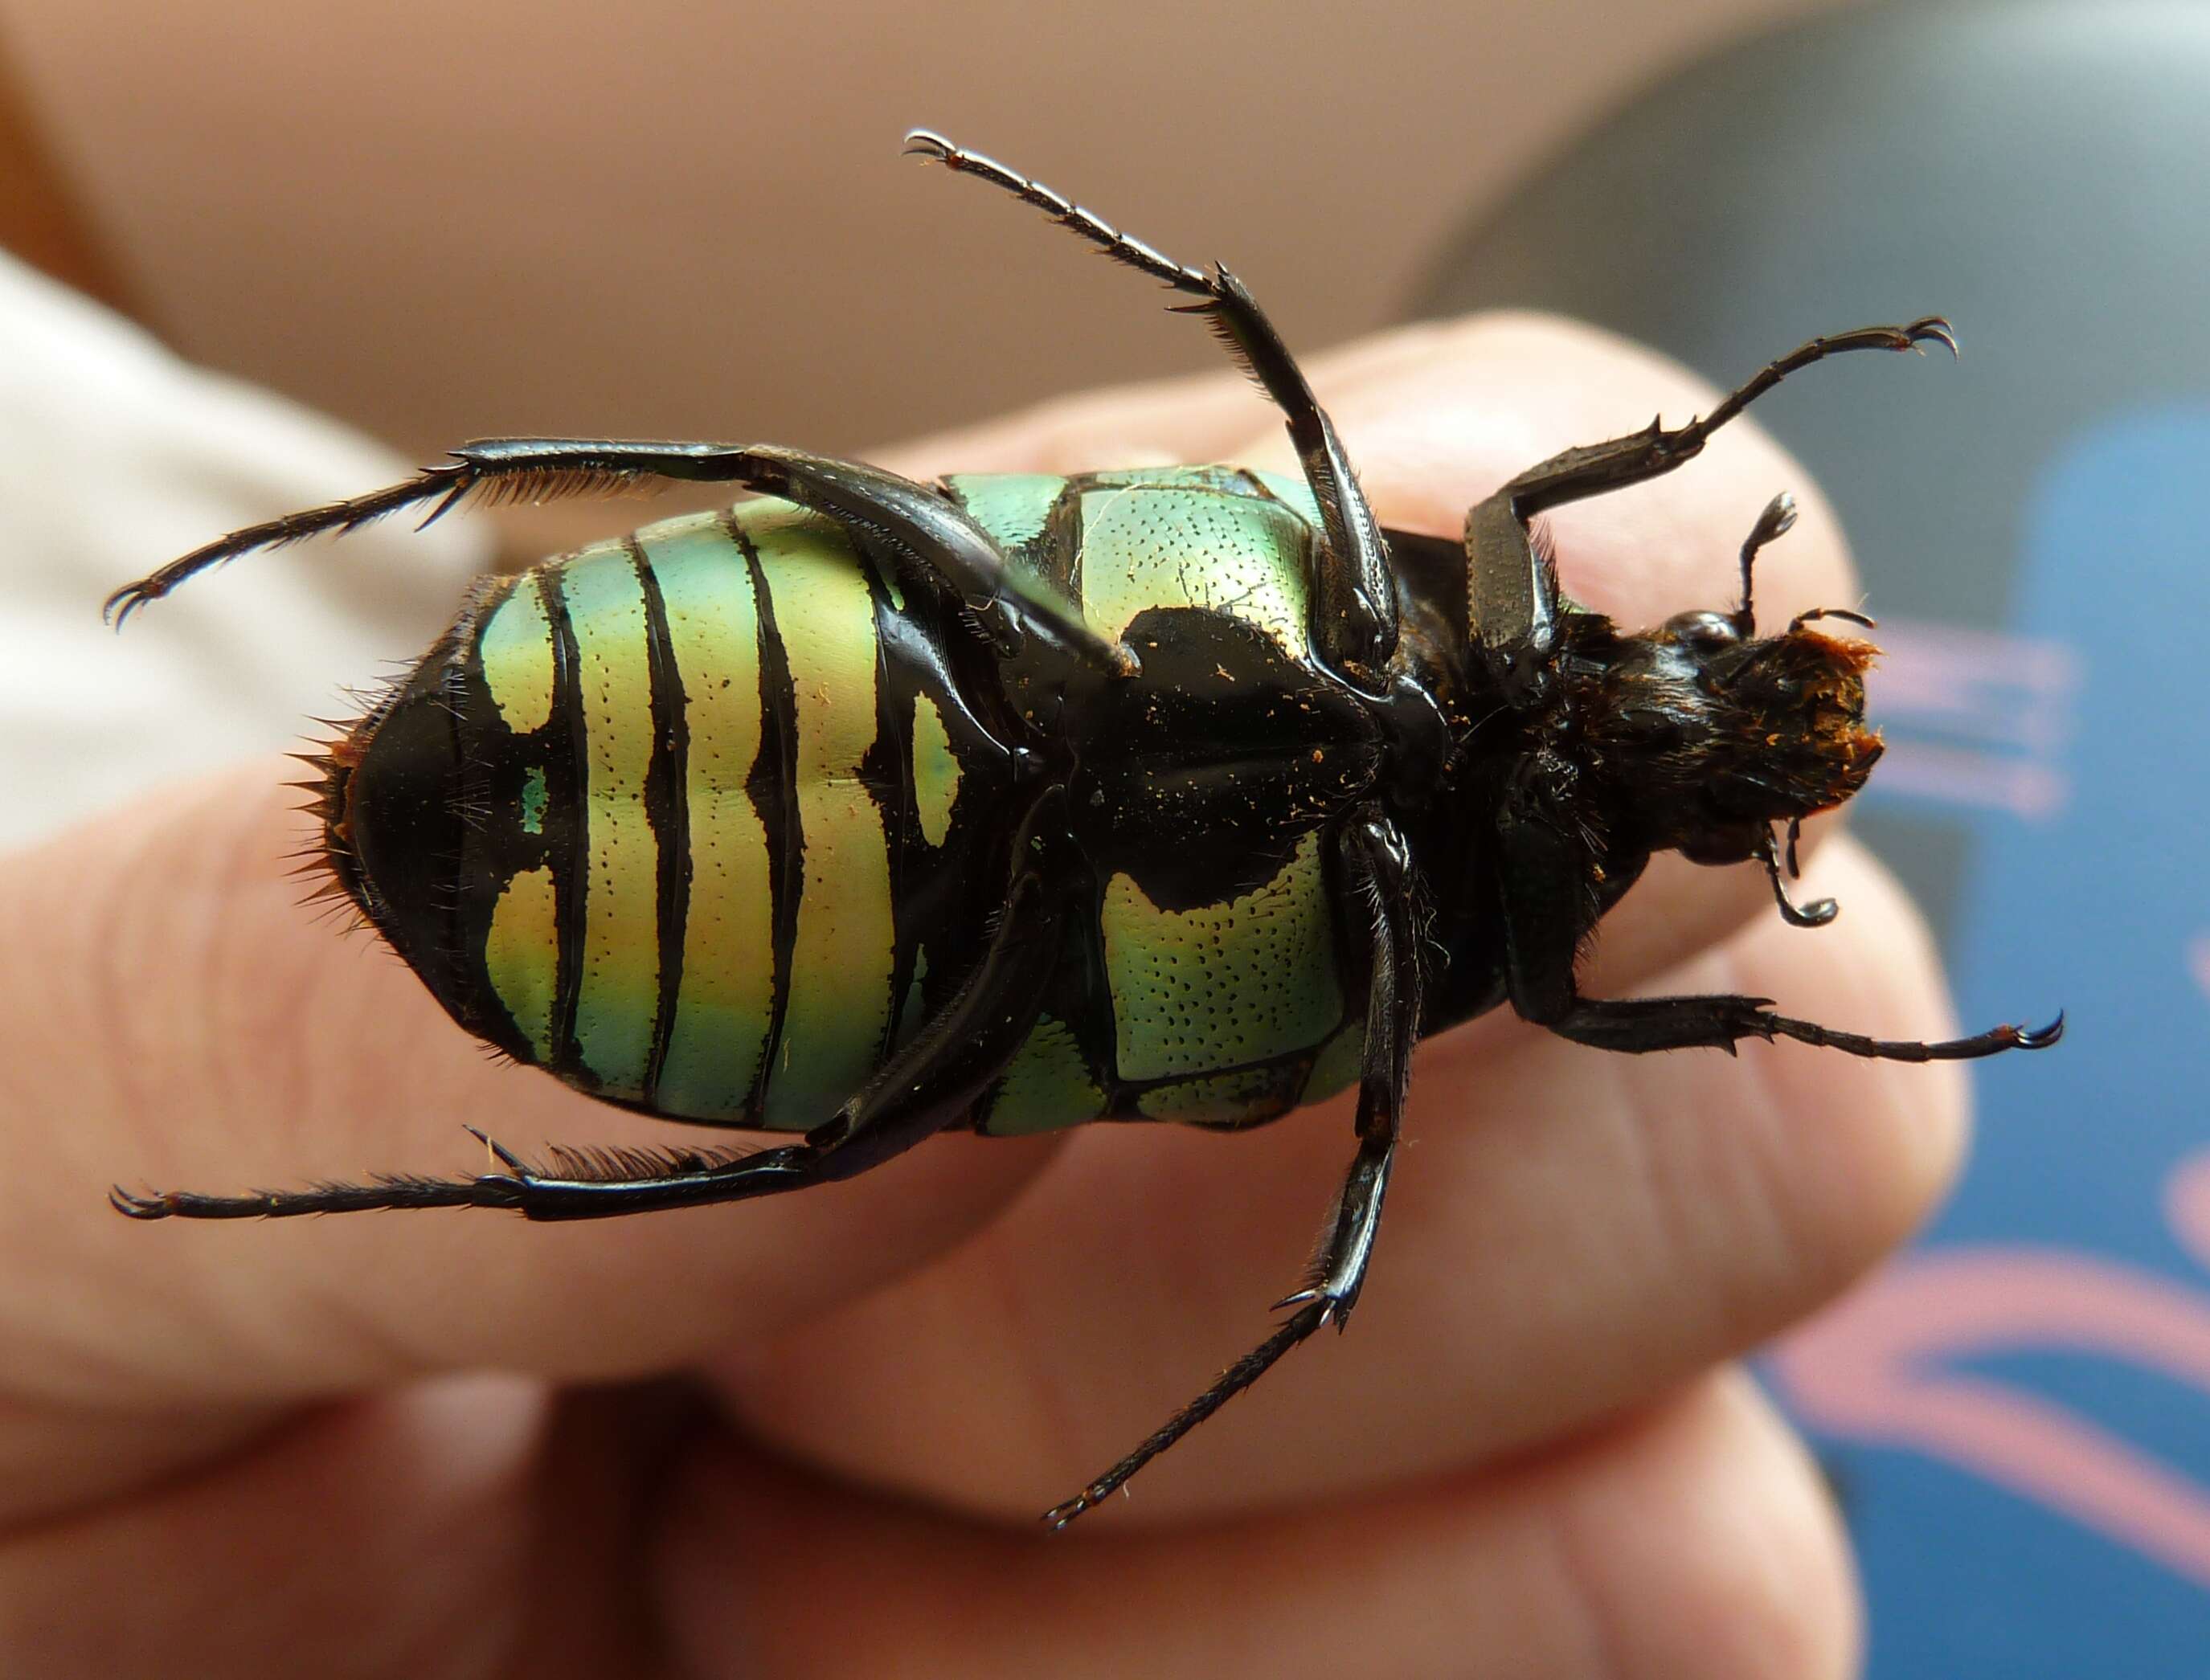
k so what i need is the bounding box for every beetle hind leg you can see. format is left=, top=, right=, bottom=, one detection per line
left=108, top=437, right=1131, bottom=677
left=107, top=1138, right=763, bottom=1219
left=116, top=848, right=1070, bottom=1221
left=112, top=1121, right=917, bottom=1220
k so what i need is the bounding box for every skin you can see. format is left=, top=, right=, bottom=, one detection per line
left=0, top=313, right=1966, bottom=1678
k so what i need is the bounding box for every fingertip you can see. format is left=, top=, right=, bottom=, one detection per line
left=655, top=1371, right=1860, bottom=1680
left=1295, top=313, right=1861, bottom=634
left=6, top=763, right=1061, bottom=1412
left=1709, top=835, right=1974, bottom=1313
left=1549, top=1372, right=1862, bottom=1680
left=874, top=309, right=1858, bottom=647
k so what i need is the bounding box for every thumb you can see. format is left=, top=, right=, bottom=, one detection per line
left=0, top=766, right=1054, bottom=1520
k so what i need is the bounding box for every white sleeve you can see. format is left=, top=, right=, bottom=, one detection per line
left=0, top=251, right=491, bottom=851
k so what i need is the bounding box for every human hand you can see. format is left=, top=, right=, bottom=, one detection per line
left=0, top=315, right=1962, bottom=1677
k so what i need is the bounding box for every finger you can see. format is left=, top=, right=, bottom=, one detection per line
left=2, top=313, right=1898, bottom=1519
left=658, top=1371, right=1857, bottom=1680
left=884, top=312, right=1875, bottom=988
left=6, top=328, right=1572, bottom=1498
left=1237, top=314, right=1873, bottom=997
left=888, top=310, right=1862, bottom=635
left=0, top=1374, right=548, bottom=1680
left=0, top=772, right=1059, bottom=1519
left=483, top=313, right=1873, bottom=982
left=718, top=834, right=1966, bottom=1524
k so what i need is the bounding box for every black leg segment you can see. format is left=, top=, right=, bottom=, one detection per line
left=1463, top=319, right=1954, bottom=703
left=1491, top=769, right=2061, bottom=1065
left=113, top=848, right=1070, bottom=1221
left=1507, top=318, right=1958, bottom=520
left=905, top=129, right=1400, bottom=684
left=1545, top=994, right=2062, bottom=1061
left=105, top=438, right=1132, bottom=677
left=1042, top=809, right=1423, bottom=1528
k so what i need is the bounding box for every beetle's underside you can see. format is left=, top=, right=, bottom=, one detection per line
left=105, top=131, right=2059, bottom=1527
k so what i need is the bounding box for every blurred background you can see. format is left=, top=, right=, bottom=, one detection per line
left=2, top=0, right=2202, bottom=1672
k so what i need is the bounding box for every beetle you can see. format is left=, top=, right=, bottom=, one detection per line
left=106, top=130, right=2060, bottom=1527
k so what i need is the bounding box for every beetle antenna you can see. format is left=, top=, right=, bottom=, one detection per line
left=1760, top=824, right=1838, bottom=927
left=1733, top=490, right=1799, bottom=635
left=1788, top=605, right=1876, bottom=636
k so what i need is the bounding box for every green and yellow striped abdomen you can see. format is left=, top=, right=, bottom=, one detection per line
left=436, top=498, right=991, bottom=1130
left=363, top=467, right=1374, bottom=1138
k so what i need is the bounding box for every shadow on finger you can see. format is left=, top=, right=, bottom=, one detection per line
left=658, top=1371, right=1856, bottom=1680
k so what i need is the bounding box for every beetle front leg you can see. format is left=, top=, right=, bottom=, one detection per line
left=115, top=852, right=1070, bottom=1220
left=1546, top=994, right=2061, bottom=1061
left=1464, top=492, right=1564, bottom=707
left=1505, top=318, right=1958, bottom=520
left=905, top=129, right=1398, bottom=681
left=1461, top=320, right=1954, bottom=707
left=1492, top=797, right=2060, bottom=1063
left=1043, top=809, right=1422, bottom=1528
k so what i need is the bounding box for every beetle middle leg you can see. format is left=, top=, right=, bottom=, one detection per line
left=1044, top=809, right=1423, bottom=1528
left=906, top=129, right=1398, bottom=683
left=113, top=844, right=1069, bottom=1220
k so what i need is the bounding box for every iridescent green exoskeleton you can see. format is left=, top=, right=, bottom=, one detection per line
left=107, top=131, right=2061, bottom=1527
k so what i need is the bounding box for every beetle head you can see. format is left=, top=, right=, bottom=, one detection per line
left=1573, top=492, right=1881, bottom=921
left=1590, top=611, right=1881, bottom=860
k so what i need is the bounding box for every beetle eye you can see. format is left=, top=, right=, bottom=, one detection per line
left=1665, top=611, right=1741, bottom=653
